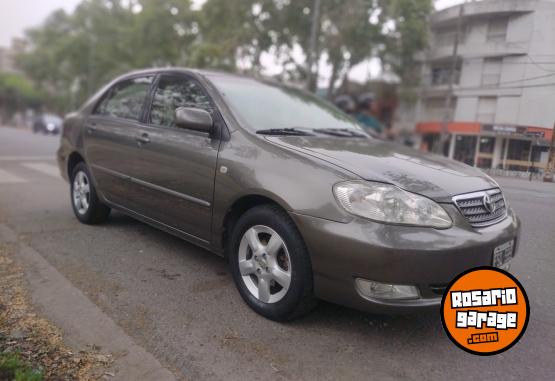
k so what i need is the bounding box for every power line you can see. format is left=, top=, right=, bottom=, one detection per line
left=526, top=55, right=555, bottom=73
left=475, top=81, right=555, bottom=90
left=491, top=72, right=555, bottom=86
left=453, top=59, right=555, bottom=65
left=424, top=72, right=555, bottom=88
left=424, top=81, right=555, bottom=93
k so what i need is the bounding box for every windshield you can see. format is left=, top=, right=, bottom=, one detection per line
left=211, top=76, right=363, bottom=132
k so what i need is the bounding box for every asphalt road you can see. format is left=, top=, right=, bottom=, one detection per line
left=1, top=127, right=554, bottom=380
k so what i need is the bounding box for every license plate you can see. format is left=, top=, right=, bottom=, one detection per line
left=492, top=240, right=514, bottom=269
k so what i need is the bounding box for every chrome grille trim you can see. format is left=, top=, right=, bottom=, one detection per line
left=452, top=188, right=507, bottom=227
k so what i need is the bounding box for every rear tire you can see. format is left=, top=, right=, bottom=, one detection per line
left=70, top=162, right=110, bottom=224
left=228, top=204, right=317, bottom=321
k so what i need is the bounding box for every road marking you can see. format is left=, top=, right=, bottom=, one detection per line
left=21, top=162, right=60, bottom=178
left=0, top=168, right=26, bottom=183
left=0, top=156, right=55, bottom=161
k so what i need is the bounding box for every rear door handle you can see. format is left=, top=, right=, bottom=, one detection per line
left=136, top=133, right=151, bottom=145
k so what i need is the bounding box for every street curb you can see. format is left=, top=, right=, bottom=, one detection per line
left=1, top=224, right=176, bottom=381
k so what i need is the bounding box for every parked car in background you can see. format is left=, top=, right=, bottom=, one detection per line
left=33, top=113, right=63, bottom=135
left=57, top=68, right=520, bottom=321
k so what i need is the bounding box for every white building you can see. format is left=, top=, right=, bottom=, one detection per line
left=405, top=0, right=555, bottom=172
left=0, top=46, right=19, bottom=74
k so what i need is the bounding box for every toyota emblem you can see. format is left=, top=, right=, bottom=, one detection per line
left=483, top=194, right=496, bottom=213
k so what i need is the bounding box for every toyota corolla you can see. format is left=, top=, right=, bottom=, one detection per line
left=57, top=68, right=520, bottom=321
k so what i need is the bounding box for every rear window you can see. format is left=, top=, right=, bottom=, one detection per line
left=94, top=76, right=153, bottom=121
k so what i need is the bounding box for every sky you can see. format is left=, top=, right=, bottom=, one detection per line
left=0, top=0, right=82, bottom=47
left=0, top=0, right=466, bottom=83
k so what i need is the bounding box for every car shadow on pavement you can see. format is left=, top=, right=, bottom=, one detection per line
left=105, top=211, right=443, bottom=339
left=297, top=301, right=441, bottom=336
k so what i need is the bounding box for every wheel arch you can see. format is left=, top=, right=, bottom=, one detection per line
left=67, top=151, right=85, bottom=180
left=220, top=193, right=292, bottom=257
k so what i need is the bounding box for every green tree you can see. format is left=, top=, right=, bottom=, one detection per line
left=0, top=72, right=44, bottom=121
left=128, top=0, right=197, bottom=67
left=246, top=0, right=383, bottom=94
left=262, top=0, right=432, bottom=95
left=379, top=0, right=433, bottom=101
left=17, top=0, right=198, bottom=111
left=15, top=0, right=433, bottom=110
left=321, top=0, right=382, bottom=97
left=191, top=0, right=275, bottom=72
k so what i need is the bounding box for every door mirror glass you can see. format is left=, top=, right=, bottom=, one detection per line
left=175, top=107, right=213, bottom=133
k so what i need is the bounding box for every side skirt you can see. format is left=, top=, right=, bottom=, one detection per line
left=103, top=198, right=222, bottom=255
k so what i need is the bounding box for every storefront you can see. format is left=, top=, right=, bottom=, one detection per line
left=416, top=122, right=553, bottom=172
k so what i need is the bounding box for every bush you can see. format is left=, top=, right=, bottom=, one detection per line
left=0, top=352, right=43, bottom=381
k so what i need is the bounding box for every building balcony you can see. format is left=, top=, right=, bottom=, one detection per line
left=428, top=41, right=527, bottom=62
left=421, top=83, right=522, bottom=97
left=431, top=0, right=536, bottom=27
left=454, top=86, right=522, bottom=98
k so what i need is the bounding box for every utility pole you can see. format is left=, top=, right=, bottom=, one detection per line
left=529, top=137, right=538, bottom=182
left=544, top=123, right=555, bottom=182
left=306, top=0, right=321, bottom=92
left=434, top=2, right=464, bottom=154
left=86, top=16, right=95, bottom=97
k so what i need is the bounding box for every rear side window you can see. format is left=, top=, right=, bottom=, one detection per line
left=94, top=76, right=153, bottom=121
left=149, top=75, right=212, bottom=128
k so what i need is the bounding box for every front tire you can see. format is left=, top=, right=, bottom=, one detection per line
left=228, top=205, right=317, bottom=321
left=70, top=162, right=110, bottom=224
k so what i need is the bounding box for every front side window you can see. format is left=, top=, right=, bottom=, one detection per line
left=95, top=76, right=153, bottom=121
left=149, top=75, right=212, bottom=128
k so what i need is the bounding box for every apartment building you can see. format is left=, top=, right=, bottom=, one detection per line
left=0, top=47, right=17, bottom=73
left=407, top=0, right=555, bottom=172
left=0, top=39, right=25, bottom=74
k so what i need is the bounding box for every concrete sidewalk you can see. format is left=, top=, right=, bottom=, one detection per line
left=0, top=223, right=177, bottom=381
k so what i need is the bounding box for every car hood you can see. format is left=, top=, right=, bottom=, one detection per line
left=265, top=136, right=498, bottom=202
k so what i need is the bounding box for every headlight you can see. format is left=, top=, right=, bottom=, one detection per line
left=46, top=123, right=55, bottom=131
left=333, top=181, right=452, bottom=228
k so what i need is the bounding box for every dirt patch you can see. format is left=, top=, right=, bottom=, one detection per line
left=0, top=244, right=112, bottom=380
left=220, top=328, right=290, bottom=376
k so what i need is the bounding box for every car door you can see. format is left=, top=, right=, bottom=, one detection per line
left=84, top=75, right=154, bottom=211
left=131, top=73, right=221, bottom=242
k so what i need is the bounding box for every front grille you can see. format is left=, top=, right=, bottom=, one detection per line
left=453, top=188, right=507, bottom=227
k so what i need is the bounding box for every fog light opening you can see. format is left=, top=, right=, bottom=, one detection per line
left=355, top=278, right=420, bottom=301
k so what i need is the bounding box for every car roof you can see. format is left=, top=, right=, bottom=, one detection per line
left=115, top=67, right=250, bottom=82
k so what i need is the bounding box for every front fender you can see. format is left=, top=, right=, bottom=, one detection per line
left=210, top=130, right=357, bottom=252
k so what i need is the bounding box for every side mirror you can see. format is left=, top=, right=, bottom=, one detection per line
left=175, top=107, right=213, bottom=133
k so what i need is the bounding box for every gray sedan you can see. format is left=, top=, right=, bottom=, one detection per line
left=57, top=68, right=520, bottom=321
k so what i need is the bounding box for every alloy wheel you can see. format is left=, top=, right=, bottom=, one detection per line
left=72, top=170, right=91, bottom=215
left=238, top=225, right=292, bottom=303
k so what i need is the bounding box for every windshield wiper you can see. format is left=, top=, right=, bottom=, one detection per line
left=312, top=128, right=367, bottom=138
left=256, top=128, right=314, bottom=136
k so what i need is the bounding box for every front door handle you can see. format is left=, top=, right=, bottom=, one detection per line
left=86, top=122, right=97, bottom=135
left=136, top=133, right=151, bottom=145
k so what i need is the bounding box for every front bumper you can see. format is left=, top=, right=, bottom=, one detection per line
left=290, top=205, right=520, bottom=314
